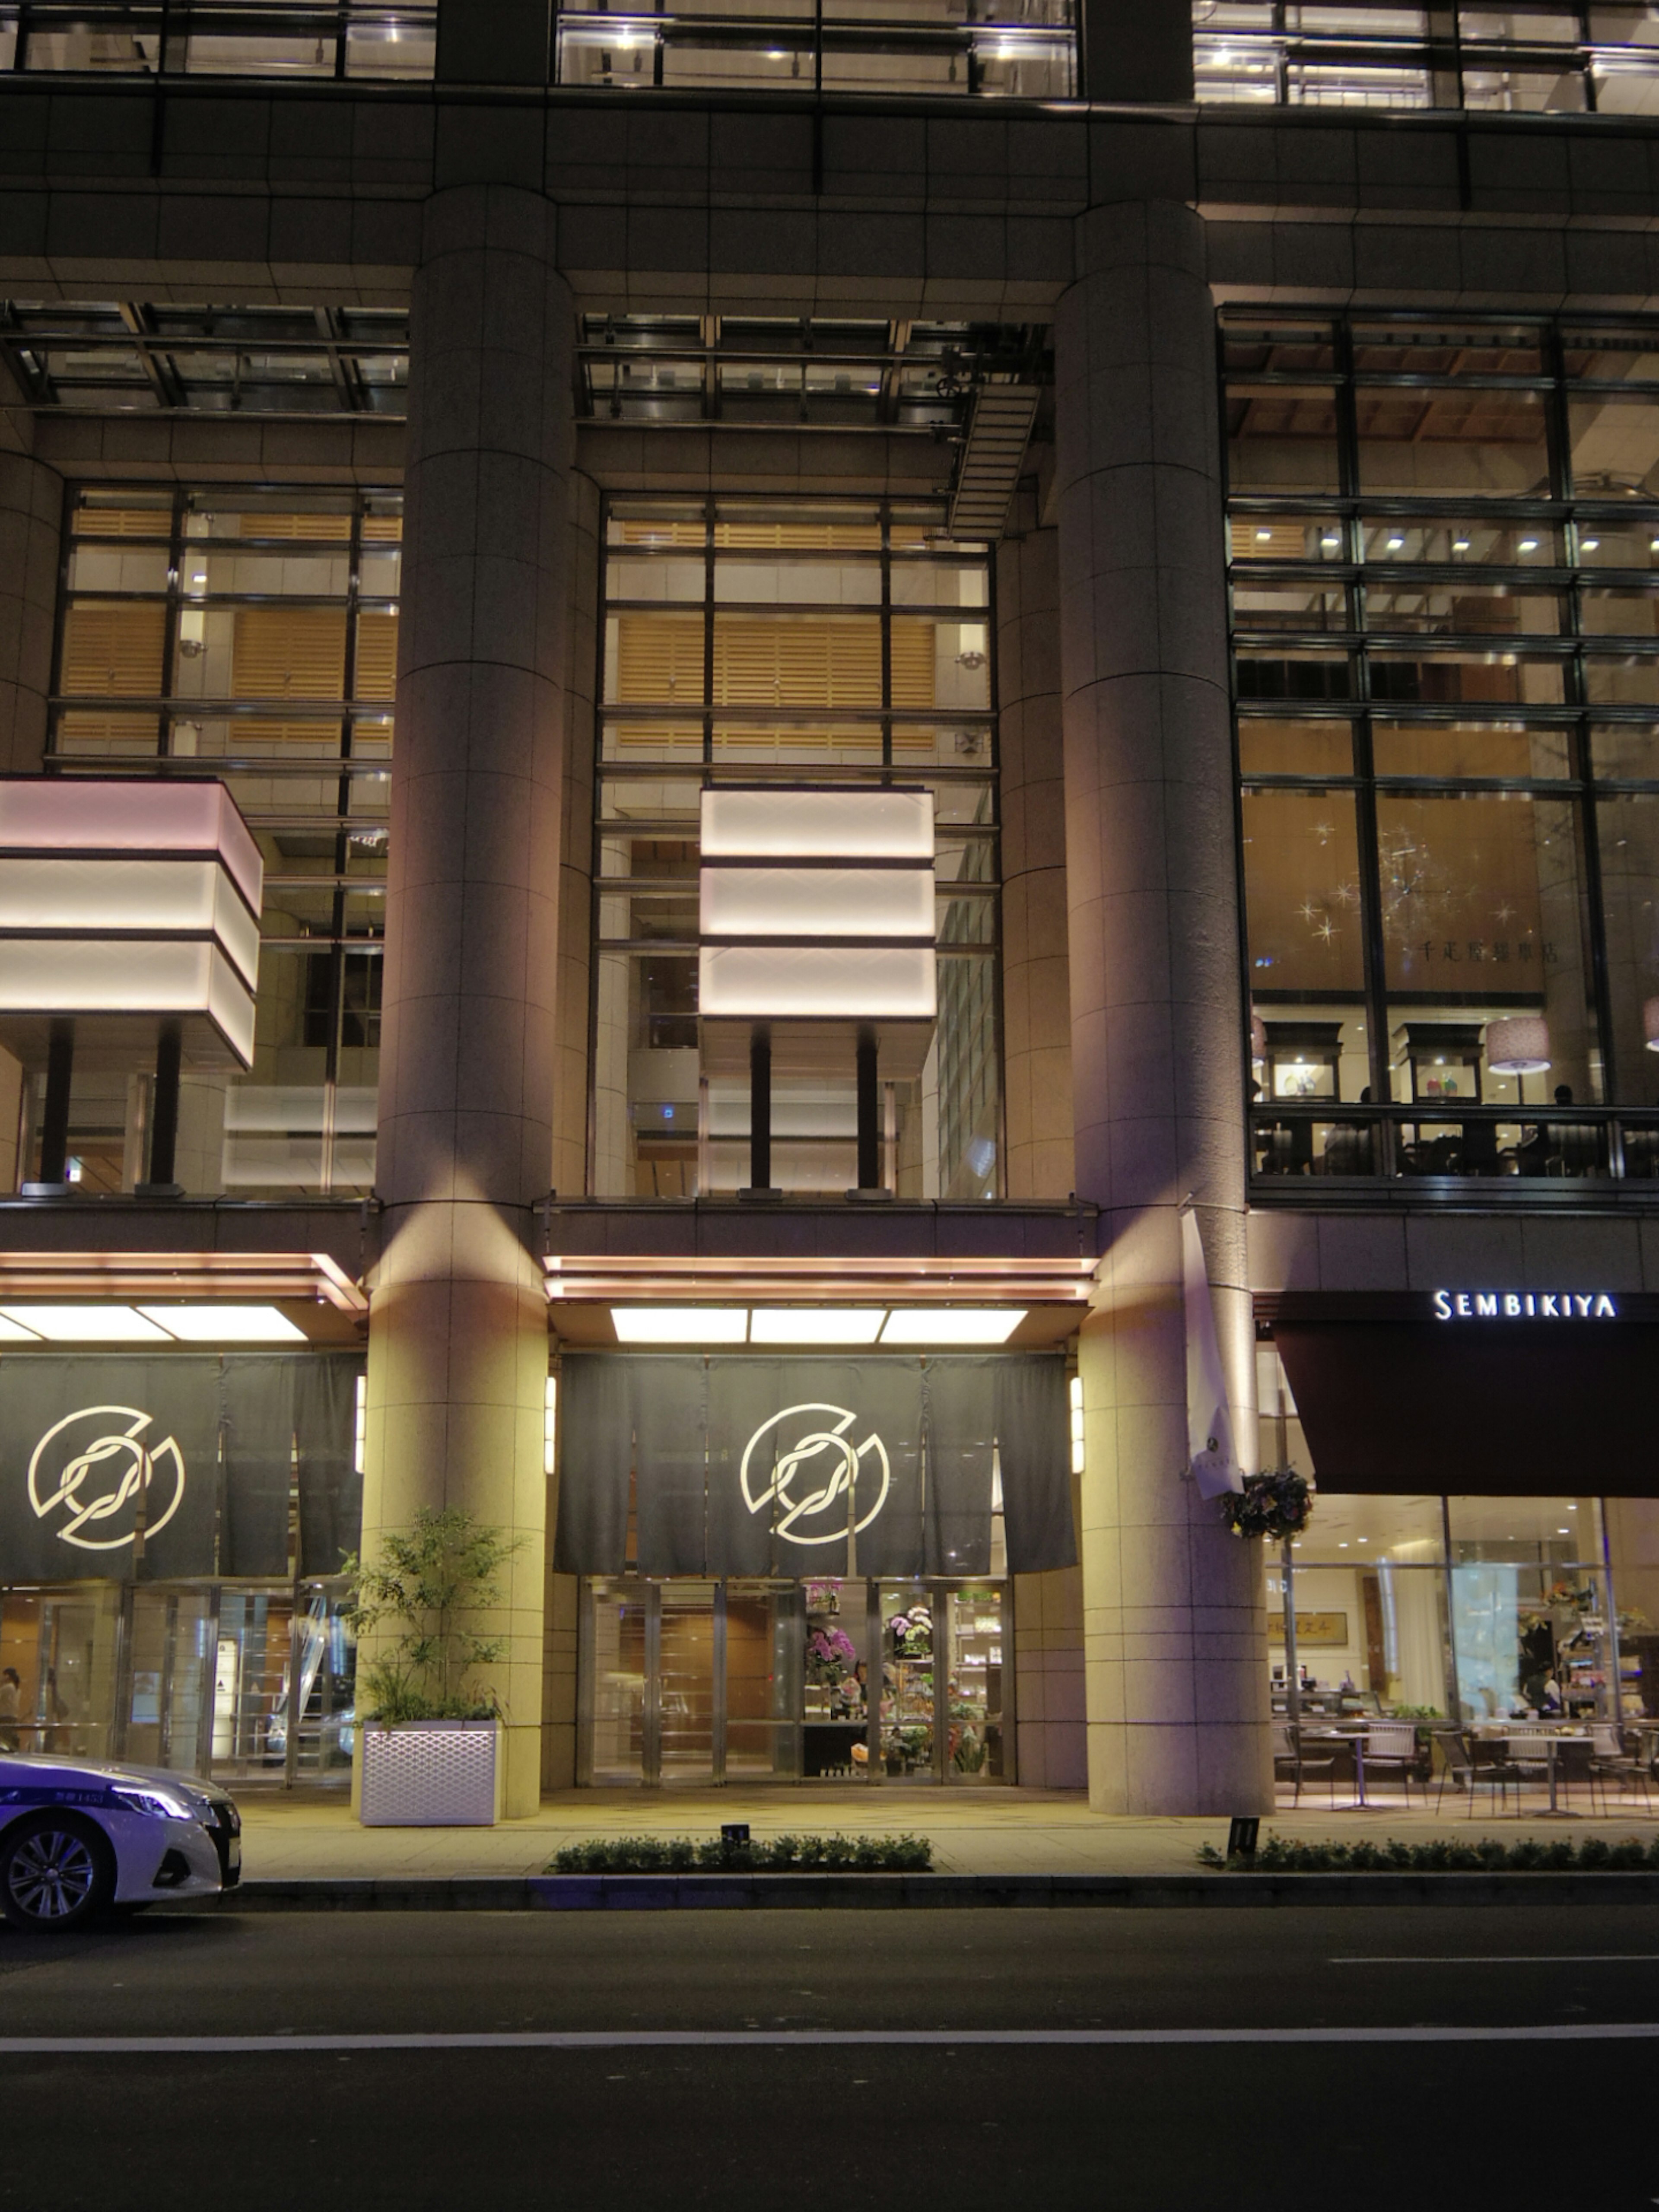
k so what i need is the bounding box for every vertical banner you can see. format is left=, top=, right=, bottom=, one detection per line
left=0, top=1357, right=222, bottom=1583
left=1183, top=1208, right=1243, bottom=1499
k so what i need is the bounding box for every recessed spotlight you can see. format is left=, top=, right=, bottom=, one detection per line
left=1386, top=535, right=1405, bottom=551
left=1255, top=528, right=1273, bottom=543
left=1581, top=537, right=1600, bottom=552
left=1518, top=537, right=1539, bottom=553
left=1452, top=537, right=1470, bottom=553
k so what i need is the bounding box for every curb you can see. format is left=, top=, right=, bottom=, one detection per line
left=186, top=1868, right=1659, bottom=1913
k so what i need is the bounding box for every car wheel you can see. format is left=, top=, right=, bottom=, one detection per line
left=0, top=1813, right=115, bottom=1933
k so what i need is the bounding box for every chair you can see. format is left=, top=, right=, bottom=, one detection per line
left=1506, top=1733, right=1557, bottom=1805
left=1589, top=1724, right=1652, bottom=1815
left=1436, top=1731, right=1523, bottom=1818
left=1273, top=1720, right=1337, bottom=1807
left=1363, top=1721, right=1421, bottom=1804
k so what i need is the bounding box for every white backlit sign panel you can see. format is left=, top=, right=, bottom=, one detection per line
left=701, top=788, right=932, bottom=859
left=700, top=865, right=934, bottom=941
left=0, top=777, right=264, bottom=1068
left=699, top=945, right=937, bottom=1021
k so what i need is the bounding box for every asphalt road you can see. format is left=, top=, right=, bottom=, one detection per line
left=5, top=1904, right=1659, bottom=2209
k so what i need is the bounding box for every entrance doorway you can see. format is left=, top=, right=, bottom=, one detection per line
left=578, top=1576, right=1010, bottom=1786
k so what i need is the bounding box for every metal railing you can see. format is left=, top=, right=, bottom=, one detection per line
left=1253, top=1103, right=1659, bottom=1184
left=0, top=3, right=437, bottom=79
left=1196, top=2, right=1659, bottom=110
left=554, top=1, right=1074, bottom=94
left=0, top=0, right=1075, bottom=90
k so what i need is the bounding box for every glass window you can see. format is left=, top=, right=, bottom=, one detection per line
left=591, top=498, right=999, bottom=1204
left=1237, top=715, right=1356, bottom=777
left=1356, top=388, right=1552, bottom=497
left=1226, top=385, right=1342, bottom=495
left=48, top=485, right=396, bottom=1197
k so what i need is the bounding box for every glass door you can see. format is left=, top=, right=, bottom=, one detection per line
left=879, top=1581, right=938, bottom=1780
left=943, top=1584, right=1006, bottom=1782
left=725, top=1580, right=799, bottom=1782
left=801, top=1578, right=872, bottom=1781
left=123, top=1588, right=213, bottom=1774
left=0, top=1588, right=120, bottom=1762
left=586, top=1577, right=650, bottom=1783
left=657, top=1580, right=717, bottom=1784
left=210, top=1590, right=296, bottom=1781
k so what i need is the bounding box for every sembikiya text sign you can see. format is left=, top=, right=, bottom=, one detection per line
left=1433, top=1290, right=1619, bottom=1320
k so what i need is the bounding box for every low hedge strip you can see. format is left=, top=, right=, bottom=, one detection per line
left=547, top=1833, right=932, bottom=1874
left=1200, top=1832, right=1659, bottom=1873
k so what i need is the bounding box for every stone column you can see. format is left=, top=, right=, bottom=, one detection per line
left=996, top=518, right=1074, bottom=1205
left=1057, top=201, right=1270, bottom=1816
left=363, top=185, right=572, bottom=1819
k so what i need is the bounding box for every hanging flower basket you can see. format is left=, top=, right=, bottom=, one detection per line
left=1219, top=1469, right=1313, bottom=1542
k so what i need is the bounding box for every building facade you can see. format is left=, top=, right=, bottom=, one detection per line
left=3, top=0, right=1659, bottom=1818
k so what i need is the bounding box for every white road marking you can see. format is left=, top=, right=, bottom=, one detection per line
left=3, top=2025, right=1659, bottom=2053
left=1332, top=1956, right=1659, bottom=1965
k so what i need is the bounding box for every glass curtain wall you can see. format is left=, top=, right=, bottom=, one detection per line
left=45, top=483, right=396, bottom=1196
left=1228, top=312, right=1659, bottom=1182
left=592, top=497, right=1001, bottom=1201
left=1258, top=1344, right=1624, bottom=1726
left=1195, top=3, right=1659, bottom=113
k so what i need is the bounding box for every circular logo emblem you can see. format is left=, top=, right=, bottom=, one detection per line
left=739, top=1402, right=891, bottom=1546
left=27, top=1405, right=187, bottom=1553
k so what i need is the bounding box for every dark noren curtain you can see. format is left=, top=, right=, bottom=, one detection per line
left=994, top=1356, right=1076, bottom=1572
left=554, top=1355, right=633, bottom=1576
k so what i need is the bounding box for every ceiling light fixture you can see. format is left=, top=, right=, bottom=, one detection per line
left=611, top=1307, right=748, bottom=1344
left=137, top=1305, right=305, bottom=1343
left=748, top=1309, right=886, bottom=1345
left=880, top=1309, right=1025, bottom=1346
left=0, top=1305, right=172, bottom=1343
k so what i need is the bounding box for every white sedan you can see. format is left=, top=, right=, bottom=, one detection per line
left=0, top=1754, right=241, bottom=1932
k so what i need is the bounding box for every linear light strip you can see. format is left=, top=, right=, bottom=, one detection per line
left=608, top=1306, right=1028, bottom=1346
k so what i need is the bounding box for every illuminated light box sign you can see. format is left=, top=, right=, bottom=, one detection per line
left=698, top=788, right=937, bottom=1066
left=1432, top=1290, right=1618, bottom=1320
left=0, top=776, right=263, bottom=1069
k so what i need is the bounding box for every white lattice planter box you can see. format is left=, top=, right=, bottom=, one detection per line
left=359, top=1719, right=502, bottom=1827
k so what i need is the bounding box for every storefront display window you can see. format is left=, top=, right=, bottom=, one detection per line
left=577, top=1574, right=1011, bottom=1786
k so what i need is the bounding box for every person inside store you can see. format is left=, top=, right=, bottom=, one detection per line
left=0, top=1665, right=19, bottom=1751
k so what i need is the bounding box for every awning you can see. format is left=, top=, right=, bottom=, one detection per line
left=1271, top=1296, right=1659, bottom=1497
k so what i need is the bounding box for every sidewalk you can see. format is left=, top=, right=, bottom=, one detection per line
left=234, top=1786, right=1659, bottom=1883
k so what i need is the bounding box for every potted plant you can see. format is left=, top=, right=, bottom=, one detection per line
left=1218, top=1469, right=1313, bottom=1542
left=342, top=1506, right=522, bottom=1827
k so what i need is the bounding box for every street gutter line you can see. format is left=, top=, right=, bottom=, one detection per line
left=9, top=2026, right=1659, bottom=2053
left=1332, top=1956, right=1659, bottom=1965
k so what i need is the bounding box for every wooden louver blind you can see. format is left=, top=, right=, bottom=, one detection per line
left=354, top=611, right=399, bottom=701
left=59, top=603, right=167, bottom=695
left=614, top=613, right=935, bottom=710
left=232, top=607, right=348, bottom=699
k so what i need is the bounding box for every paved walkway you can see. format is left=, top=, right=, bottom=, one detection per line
left=235, top=1786, right=1659, bottom=1881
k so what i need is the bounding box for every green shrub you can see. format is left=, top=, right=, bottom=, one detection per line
left=547, top=1832, right=931, bottom=1875
left=1198, top=1831, right=1659, bottom=1873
